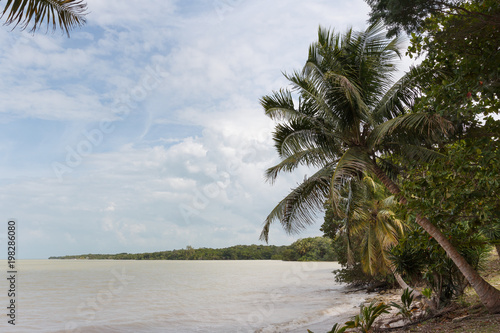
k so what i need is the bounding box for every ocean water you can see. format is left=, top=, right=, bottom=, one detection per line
left=0, top=260, right=367, bottom=332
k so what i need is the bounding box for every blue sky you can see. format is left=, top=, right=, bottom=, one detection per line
left=0, top=0, right=415, bottom=259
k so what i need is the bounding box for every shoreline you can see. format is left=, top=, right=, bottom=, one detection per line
left=312, top=253, right=500, bottom=332
left=303, top=287, right=405, bottom=332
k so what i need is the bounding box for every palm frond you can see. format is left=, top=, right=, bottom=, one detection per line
left=381, top=195, right=398, bottom=208
left=265, top=148, right=337, bottom=183
left=323, top=71, right=370, bottom=127
left=331, top=174, right=404, bottom=275
left=261, top=89, right=299, bottom=121
left=285, top=71, right=336, bottom=121
left=349, top=21, right=404, bottom=105
left=371, top=66, right=428, bottom=123
left=331, top=147, right=373, bottom=187
left=271, top=118, right=341, bottom=160
left=391, top=144, right=447, bottom=164
left=329, top=150, right=373, bottom=241
left=369, top=112, right=454, bottom=148
left=304, top=26, right=344, bottom=78
left=1, top=0, right=88, bottom=36
left=274, top=125, right=320, bottom=159
left=374, top=157, right=401, bottom=182
left=361, top=224, right=378, bottom=275
left=260, top=165, right=334, bottom=242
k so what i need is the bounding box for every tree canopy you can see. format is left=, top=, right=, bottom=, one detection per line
left=49, top=238, right=337, bottom=261
left=365, top=0, right=500, bottom=37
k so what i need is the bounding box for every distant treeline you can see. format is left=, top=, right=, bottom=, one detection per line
left=49, top=237, right=336, bottom=261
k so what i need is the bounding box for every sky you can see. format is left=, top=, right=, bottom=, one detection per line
left=0, top=0, right=414, bottom=259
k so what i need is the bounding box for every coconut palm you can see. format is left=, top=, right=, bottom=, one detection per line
left=330, top=175, right=416, bottom=291
left=1, top=0, right=87, bottom=36
left=336, top=176, right=403, bottom=276
left=260, top=22, right=500, bottom=312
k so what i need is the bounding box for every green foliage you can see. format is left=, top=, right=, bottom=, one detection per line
left=282, top=237, right=336, bottom=261
left=387, top=234, right=418, bottom=277
left=333, top=263, right=390, bottom=288
left=324, top=206, right=393, bottom=287
left=321, top=200, right=345, bottom=240
left=310, top=302, right=390, bottom=333
left=366, top=0, right=500, bottom=46
left=344, top=302, right=390, bottom=333
left=392, top=135, right=498, bottom=305
left=49, top=238, right=336, bottom=261
left=365, top=0, right=460, bottom=36
left=406, top=0, right=500, bottom=127
left=323, top=217, right=386, bottom=287
left=389, top=223, right=491, bottom=306
left=389, top=288, right=416, bottom=322
left=422, top=288, right=432, bottom=299
left=400, top=138, right=500, bottom=244
left=389, top=36, right=500, bottom=302
left=327, top=323, right=347, bottom=333
left=50, top=245, right=286, bottom=260
left=480, top=222, right=500, bottom=257
left=322, top=176, right=404, bottom=287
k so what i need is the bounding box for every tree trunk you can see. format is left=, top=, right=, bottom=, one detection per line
left=371, top=162, right=500, bottom=313
left=390, top=266, right=439, bottom=311
left=496, top=244, right=500, bottom=259
left=391, top=268, right=419, bottom=296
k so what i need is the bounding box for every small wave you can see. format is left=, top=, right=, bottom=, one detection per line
left=254, top=311, right=336, bottom=332
left=254, top=292, right=367, bottom=333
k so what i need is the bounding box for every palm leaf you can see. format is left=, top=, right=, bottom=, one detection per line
left=261, top=89, right=301, bottom=121
left=1, top=0, right=88, bottom=36
left=371, top=66, right=428, bottom=123
left=369, top=112, right=454, bottom=148
left=333, top=174, right=404, bottom=275
left=271, top=119, right=341, bottom=160
left=265, top=148, right=337, bottom=183
left=260, top=165, right=334, bottom=242
left=330, top=147, right=373, bottom=188
left=388, top=144, right=446, bottom=164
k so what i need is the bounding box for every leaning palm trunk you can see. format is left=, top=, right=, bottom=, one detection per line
left=390, top=267, right=415, bottom=294
left=372, top=163, right=500, bottom=313
left=390, top=267, right=441, bottom=311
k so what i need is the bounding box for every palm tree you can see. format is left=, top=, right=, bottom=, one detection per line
left=335, top=176, right=403, bottom=275
left=260, top=22, right=500, bottom=312
left=1, top=0, right=87, bottom=36
left=330, top=175, right=416, bottom=292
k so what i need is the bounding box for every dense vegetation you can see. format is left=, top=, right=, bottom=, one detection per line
left=49, top=237, right=336, bottom=261
left=262, top=0, right=500, bottom=314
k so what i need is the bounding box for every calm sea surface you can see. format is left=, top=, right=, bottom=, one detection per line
left=0, top=260, right=367, bottom=332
